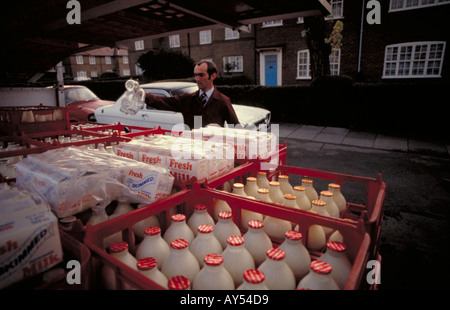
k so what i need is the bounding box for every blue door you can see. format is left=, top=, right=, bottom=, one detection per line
left=265, top=55, right=278, bottom=86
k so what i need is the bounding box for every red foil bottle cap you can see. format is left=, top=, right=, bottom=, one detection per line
left=243, top=269, right=265, bottom=283
left=311, top=260, right=332, bottom=274
left=218, top=211, right=233, bottom=219
left=171, top=238, right=189, bottom=249
left=204, top=253, right=224, bottom=266
left=109, top=241, right=128, bottom=253
left=171, top=214, right=186, bottom=222
left=168, top=275, right=191, bottom=290
left=137, top=257, right=158, bottom=270
left=327, top=241, right=347, bottom=252
left=266, top=248, right=286, bottom=261
left=285, top=230, right=303, bottom=240
left=197, top=224, right=214, bottom=234
left=194, top=204, right=207, bottom=210
left=144, top=226, right=161, bottom=236
left=248, top=220, right=264, bottom=229
left=227, top=235, right=244, bottom=246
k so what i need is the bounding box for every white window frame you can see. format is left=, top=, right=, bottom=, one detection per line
left=389, top=0, right=450, bottom=12
left=89, top=56, right=96, bottom=65
left=262, top=20, right=283, bottom=28
left=297, top=50, right=311, bottom=80
left=105, top=56, right=112, bottom=65
left=329, top=49, right=341, bottom=76
left=169, top=35, right=180, bottom=48
left=77, top=71, right=87, bottom=78
left=123, top=56, right=128, bottom=64
left=382, top=41, right=446, bottom=78
left=327, top=0, right=344, bottom=19
left=223, top=56, right=243, bottom=72
left=91, top=71, right=98, bottom=78
left=225, top=28, right=239, bottom=40
left=135, top=40, right=144, bottom=51
left=199, top=30, right=212, bottom=45
left=123, top=69, right=131, bottom=76
left=75, top=55, right=83, bottom=65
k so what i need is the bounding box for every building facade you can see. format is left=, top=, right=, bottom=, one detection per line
left=120, top=0, right=450, bottom=85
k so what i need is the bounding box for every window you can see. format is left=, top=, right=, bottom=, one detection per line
left=91, top=71, right=98, bottom=78
left=135, top=40, right=144, bottom=51
left=297, top=50, right=311, bottom=79
left=123, top=69, right=130, bottom=76
left=105, top=56, right=112, bottom=65
left=76, top=55, right=83, bottom=64
left=77, top=71, right=87, bottom=78
left=123, top=56, right=128, bottom=64
left=89, top=56, right=96, bottom=65
left=389, top=0, right=450, bottom=11
left=199, top=30, right=212, bottom=45
left=329, top=49, right=341, bottom=76
left=383, top=42, right=446, bottom=78
left=327, top=0, right=344, bottom=19
left=225, top=28, right=239, bottom=40
left=169, top=35, right=180, bottom=48
left=262, top=20, right=283, bottom=27
left=223, top=56, right=243, bottom=72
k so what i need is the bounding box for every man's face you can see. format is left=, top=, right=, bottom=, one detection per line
left=194, top=63, right=216, bottom=92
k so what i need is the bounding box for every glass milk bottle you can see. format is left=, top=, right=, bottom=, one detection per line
left=135, top=227, right=170, bottom=269
left=244, top=176, right=259, bottom=198
left=189, top=224, right=223, bottom=267
left=328, top=183, right=347, bottom=216
left=305, top=210, right=327, bottom=252
left=222, top=235, right=255, bottom=286
left=112, top=198, right=134, bottom=216
left=213, top=194, right=232, bottom=221
left=255, top=188, right=273, bottom=203
left=318, top=241, right=352, bottom=289
left=282, top=193, right=300, bottom=210
left=278, top=174, right=295, bottom=195
left=256, top=171, right=271, bottom=189
left=132, top=203, right=160, bottom=241
left=237, top=269, right=269, bottom=290
left=294, top=186, right=312, bottom=211
left=278, top=230, right=311, bottom=281
left=297, top=260, right=340, bottom=290
left=214, top=211, right=241, bottom=250
left=320, top=191, right=340, bottom=218
left=187, top=204, right=215, bottom=236
left=101, top=241, right=137, bottom=290
left=163, top=214, right=195, bottom=244
left=263, top=213, right=292, bottom=241
left=311, top=200, right=333, bottom=237
left=168, top=275, right=191, bottom=290
left=302, top=178, right=318, bottom=202
left=268, top=181, right=284, bottom=204
left=137, top=257, right=169, bottom=289
left=161, top=239, right=200, bottom=282
left=240, top=198, right=264, bottom=230
left=243, top=220, right=273, bottom=266
left=192, top=254, right=235, bottom=290
left=258, top=248, right=296, bottom=290
left=232, top=182, right=248, bottom=197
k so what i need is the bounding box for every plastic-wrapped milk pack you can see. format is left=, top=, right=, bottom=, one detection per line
left=15, top=147, right=174, bottom=218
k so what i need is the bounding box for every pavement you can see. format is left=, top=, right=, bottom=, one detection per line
left=275, top=123, right=450, bottom=158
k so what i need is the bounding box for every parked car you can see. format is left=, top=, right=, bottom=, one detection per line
left=95, top=82, right=271, bottom=131
left=64, top=85, right=115, bottom=122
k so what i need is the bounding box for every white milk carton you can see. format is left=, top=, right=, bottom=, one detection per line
left=0, top=184, right=63, bottom=289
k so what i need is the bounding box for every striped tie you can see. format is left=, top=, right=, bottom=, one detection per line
left=200, top=93, right=207, bottom=106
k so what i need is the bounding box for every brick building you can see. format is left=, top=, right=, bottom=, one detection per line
left=119, top=0, right=450, bottom=85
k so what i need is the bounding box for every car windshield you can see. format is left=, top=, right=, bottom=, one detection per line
left=65, top=87, right=99, bottom=104
left=170, top=86, right=198, bottom=96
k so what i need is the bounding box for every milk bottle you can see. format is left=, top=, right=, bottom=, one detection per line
left=318, top=241, right=352, bottom=289
left=255, top=187, right=273, bottom=203
left=187, top=204, right=215, bottom=236
left=101, top=241, right=138, bottom=290
left=192, top=254, right=235, bottom=290
left=282, top=193, right=300, bottom=210
left=135, top=226, right=170, bottom=269
left=189, top=224, right=223, bottom=267
left=213, top=194, right=232, bottom=221
left=112, top=198, right=134, bottom=216
left=214, top=211, right=241, bottom=249
left=161, top=239, right=200, bottom=282
left=293, top=186, right=312, bottom=211
left=305, top=210, right=327, bottom=252
left=244, top=176, right=259, bottom=198
left=243, top=220, right=273, bottom=266
left=297, top=260, right=340, bottom=290
left=163, top=214, right=195, bottom=244
left=256, top=171, right=271, bottom=189
left=278, top=174, right=295, bottom=195
left=302, top=178, right=318, bottom=201
left=263, top=213, right=292, bottom=241
left=240, top=197, right=264, bottom=230
left=132, top=203, right=160, bottom=241
left=320, top=191, right=340, bottom=218
left=328, top=183, right=347, bottom=216
left=221, top=235, right=255, bottom=286
left=278, top=230, right=311, bottom=281
left=236, top=269, right=269, bottom=290
left=268, top=181, right=284, bottom=204
left=137, top=257, right=169, bottom=289
left=232, top=182, right=248, bottom=197
left=258, top=248, right=296, bottom=290
left=311, top=199, right=333, bottom=236
left=168, top=275, right=191, bottom=290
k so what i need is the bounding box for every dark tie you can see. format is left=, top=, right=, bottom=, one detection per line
left=200, top=93, right=207, bottom=106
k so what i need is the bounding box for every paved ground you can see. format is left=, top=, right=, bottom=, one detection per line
left=274, top=123, right=450, bottom=290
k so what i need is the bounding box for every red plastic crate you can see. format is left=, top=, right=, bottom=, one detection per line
left=84, top=183, right=372, bottom=290
left=205, top=161, right=386, bottom=260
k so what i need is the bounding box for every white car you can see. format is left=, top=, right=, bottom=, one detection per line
left=95, top=82, right=271, bottom=131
